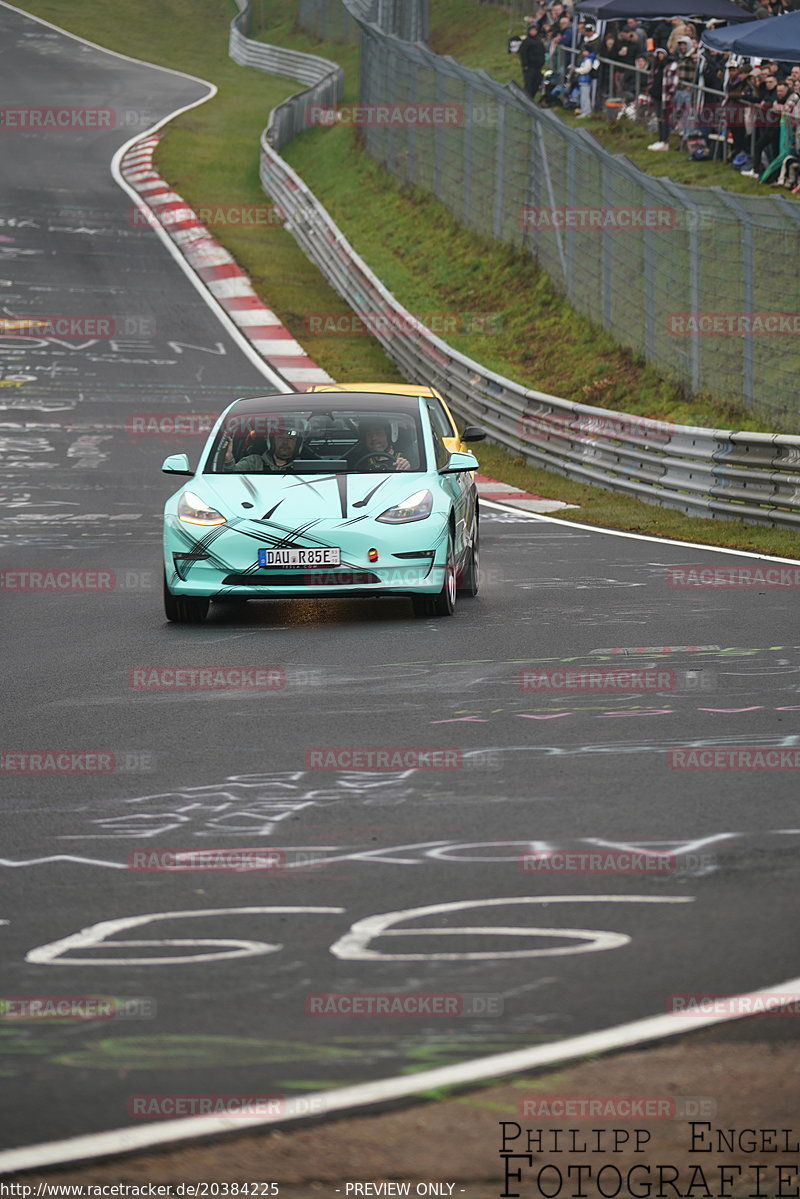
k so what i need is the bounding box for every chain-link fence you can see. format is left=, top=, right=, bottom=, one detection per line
left=298, top=0, right=428, bottom=43
left=297, top=0, right=361, bottom=42
left=295, top=0, right=800, bottom=429
left=230, top=1, right=800, bottom=523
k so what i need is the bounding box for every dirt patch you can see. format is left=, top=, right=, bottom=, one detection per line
left=10, top=1023, right=800, bottom=1197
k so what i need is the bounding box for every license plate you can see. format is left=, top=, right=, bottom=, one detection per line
left=258, top=547, right=341, bottom=568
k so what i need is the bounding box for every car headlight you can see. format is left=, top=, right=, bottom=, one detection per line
left=177, top=491, right=227, bottom=527
left=376, top=489, right=433, bottom=524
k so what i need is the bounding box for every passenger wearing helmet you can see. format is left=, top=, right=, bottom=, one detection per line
left=351, top=419, right=411, bottom=472
left=222, top=419, right=309, bottom=472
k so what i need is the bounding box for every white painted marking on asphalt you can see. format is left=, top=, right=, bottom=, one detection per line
left=2, top=973, right=799, bottom=1173
left=329, top=896, right=693, bottom=961
left=481, top=499, right=800, bottom=563
left=0, top=855, right=127, bottom=869
left=26, top=907, right=345, bottom=966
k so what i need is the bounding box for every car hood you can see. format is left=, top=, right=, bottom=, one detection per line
left=195, top=470, right=435, bottom=526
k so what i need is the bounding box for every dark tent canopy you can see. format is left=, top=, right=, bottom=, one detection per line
left=702, top=10, right=800, bottom=58
left=575, top=0, right=752, bottom=20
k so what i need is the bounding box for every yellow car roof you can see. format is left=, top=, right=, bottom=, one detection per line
left=308, top=382, right=441, bottom=398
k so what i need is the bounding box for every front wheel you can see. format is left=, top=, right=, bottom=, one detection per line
left=163, top=571, right=209, bottom=624
left=413, top=533, right=456, bottom=618
left=458, top=519, right=479, bottom=597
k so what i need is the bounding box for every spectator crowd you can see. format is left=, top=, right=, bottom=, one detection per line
left=514, top=0, right=800, bottom=187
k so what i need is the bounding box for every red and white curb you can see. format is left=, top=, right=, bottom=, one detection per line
left=120, top=135, right=333, bottom=390
left=476, top=473, right=578, bottom=513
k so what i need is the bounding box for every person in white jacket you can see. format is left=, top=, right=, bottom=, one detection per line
left=576, top=47, right=598, bottom=117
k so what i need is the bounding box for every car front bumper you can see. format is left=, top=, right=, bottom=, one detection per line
left=163, top=515, right=450, bottom=598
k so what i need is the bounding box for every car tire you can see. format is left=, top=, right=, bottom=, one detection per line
left=163, top=571, right=210, bottom=624
left=458, top=518, right=479, bottom=597
left=413, top=533, right=456, bottom=618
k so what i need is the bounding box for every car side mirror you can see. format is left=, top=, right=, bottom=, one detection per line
left=462, top=425, right=487, bottom=442
left=440, top=450, right=479, bottom=474
left=161, top=453, right=193, bottom=475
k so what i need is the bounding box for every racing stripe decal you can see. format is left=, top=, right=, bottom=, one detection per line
left=353, top=477, right=389, bottom=509
left=336, top=473, right=348, bottom=518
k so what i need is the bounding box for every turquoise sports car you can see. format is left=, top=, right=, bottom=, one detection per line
left=161, top=391, right=481, bottom=623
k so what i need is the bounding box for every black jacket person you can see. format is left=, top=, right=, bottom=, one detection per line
left=519, top=25, right=546, bottom=100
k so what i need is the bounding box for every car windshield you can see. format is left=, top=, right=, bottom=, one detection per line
left=205, top=406, right=428, bottom=475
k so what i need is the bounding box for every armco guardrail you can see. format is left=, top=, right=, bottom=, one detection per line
left=227, top=2, right=800, bottom=529
left=230, top=0, right=344, bottom=115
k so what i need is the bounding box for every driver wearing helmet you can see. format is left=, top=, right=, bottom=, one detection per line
left=222, top=418, right=310, bottom=472
left=352, top=419, right=411, bottom=472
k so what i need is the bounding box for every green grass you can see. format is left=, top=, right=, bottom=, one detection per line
left=281, top=117, right=761, bottom=428
left=18, top=0, right=800, bottom=556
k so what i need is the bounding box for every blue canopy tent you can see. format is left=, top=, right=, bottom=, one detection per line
left=575, top=0, right=752, bottom=19
left=702, top=10, right=800, bottom=59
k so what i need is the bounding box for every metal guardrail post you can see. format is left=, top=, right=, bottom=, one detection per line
left=643, top=202, right=655, bottom=362
left=463, top=80, right=474, bottom=227
left=713, top=188, right=754, bottom=411
left=601, top=157, right=612, bottom=330
left=659, top=178, right=700, bottom=395
left=493, top=102, right=506, bottom=242
left=565, top=140, right=576, bottom=293
left=434, top=68, right=444, bottom=202
left=536, top=122, right=567, bottom=286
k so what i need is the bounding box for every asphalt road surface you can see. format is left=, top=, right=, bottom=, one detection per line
left=1, top=1, right=799, bottom=1159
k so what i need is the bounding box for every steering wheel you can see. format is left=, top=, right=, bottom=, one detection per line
left=350, top=450, right=396, bottom=471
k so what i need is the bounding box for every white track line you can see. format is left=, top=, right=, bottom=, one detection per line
left=482, top=498, right=800, bottom=563
left=1, top=975, right=799, bottom=1173
left=0, top=0, right=293, bottom=393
